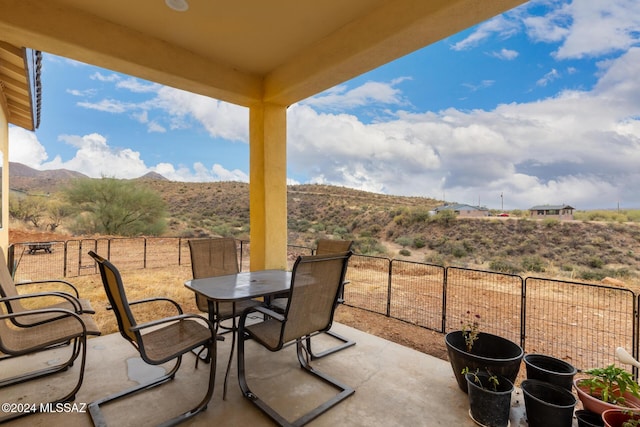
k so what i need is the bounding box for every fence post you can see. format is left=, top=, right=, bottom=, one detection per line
left=387, top=259, right=392, bottom=317
left=442, top=267, right=448, bottom=333
left=521, top=278, right=527, bottom=352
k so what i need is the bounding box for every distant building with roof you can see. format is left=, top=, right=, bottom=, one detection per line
left=528, top=204, right=575, bottom=220
left=433, top=203, right=489, bottom=218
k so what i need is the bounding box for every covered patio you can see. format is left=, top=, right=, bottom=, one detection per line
left=4, top=322, right=534, bottom=426
left=0, top=1, right=545, bottom=425
left=0, top=0, right=527, bottom=263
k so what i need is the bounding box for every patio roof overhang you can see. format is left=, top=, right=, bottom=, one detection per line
left=0, top=41, right=39, bottom=131
left=0, top=0, right=527, bottom=265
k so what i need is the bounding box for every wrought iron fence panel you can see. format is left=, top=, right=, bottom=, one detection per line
left=64, top=239, right=100, bottom=277
left=12, top=241, right=66, bottom=281
left=9, top=237, right=640, bottom=373
left=390, top=260, right=445, bottom=332
left=144, top=237, right=182, bottom=268
left=343, top=254, right=390, bottom=316
left=444, top=267, right=523, bottom=347
left=101, top=237, right=146, bottom=271
left=524, top=277, right=635, bottom=372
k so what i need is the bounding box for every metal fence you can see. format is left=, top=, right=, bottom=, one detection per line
left=9, top=237, right=638, bottom=372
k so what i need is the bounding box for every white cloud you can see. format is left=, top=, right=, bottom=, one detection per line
left=288, top=47, right=640, bottom=209
left=116, top=78, right=161, bottom=93
left=536, top=68, right=560, bottom=86
left=303, top=78, right=411, bottom=110
left=77, top=99, right=134, bottom=113
left=451, top=15, right=520, bottom=51
left=8, top=127, right=48, bottom=167
left=90, top=72, right=120, bottom=82
left=489, top=48, right=519, bottom=60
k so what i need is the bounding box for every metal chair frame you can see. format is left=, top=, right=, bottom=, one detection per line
left=88, top=251, right=217, bottom=427
left=237, top=252, right=354, bottom=426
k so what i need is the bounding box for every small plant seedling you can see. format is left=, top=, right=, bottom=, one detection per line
left=461, top=311, right=481, bottom=352
left=462, top=367, right=499, bottom=392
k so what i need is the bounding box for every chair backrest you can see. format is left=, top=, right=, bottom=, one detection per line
left=188, top=238, right=239, bottom=311
left=315, top=239, right=353, bottom=256
left=88, top=251, right=138, bottom=344
left=281, top=251, right=352, bottom=344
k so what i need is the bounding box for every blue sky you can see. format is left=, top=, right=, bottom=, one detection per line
left=8, top=0, right=640, bottom=210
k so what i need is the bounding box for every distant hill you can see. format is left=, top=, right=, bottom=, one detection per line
left=7, top=162, right=168, bottom=193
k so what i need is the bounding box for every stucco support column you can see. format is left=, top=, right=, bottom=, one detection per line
left=0, top=95, right=8, bottom=252
left=249, top=102, right=287, bottom=271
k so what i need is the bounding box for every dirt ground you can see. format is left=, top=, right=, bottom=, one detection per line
left=8, top=229, right=450, bottom=361
left=334, top=305, right=449, bottom=360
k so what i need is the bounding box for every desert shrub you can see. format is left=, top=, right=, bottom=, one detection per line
left=587, top=256, right=605, bottom=269
left=451, top=244, right=467, bottom=258
left=399, top=249, right=411, bottom=256
left=413, top=236, right=426, bottom=249
left=522, top=256, right=545, bottom=272
left=424, top=253, right=446, bottom=266
left=579, top=269, right=608, bottom=281
left=542, top=218, right=559, bottom=228
left=489, top=259, right=522, bottom=274
left=395, top=236, right=412, bottom=247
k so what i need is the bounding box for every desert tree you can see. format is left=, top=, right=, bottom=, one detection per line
left=63, top=177, right=167, bottom=236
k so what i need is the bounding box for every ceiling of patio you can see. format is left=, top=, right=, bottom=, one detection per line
left=0, top=0, right=526, bottom=107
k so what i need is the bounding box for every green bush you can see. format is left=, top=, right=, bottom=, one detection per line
left=399, top=248, right=411, bottom=256
left=489, top=259, right=522, bottom=274
left=413, top=236, right=427, bottom=249
left=522, top=256, right=545, bottom=272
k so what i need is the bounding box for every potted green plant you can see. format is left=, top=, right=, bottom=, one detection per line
left=574, top=365, right=640, bottom=415
left=601, top=409, right=640, bottom=427
left=463, top=368, right=513, bottom=427
left=445, top=312, right=524, bottom=393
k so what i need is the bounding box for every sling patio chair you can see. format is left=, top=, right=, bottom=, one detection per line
left=0, top=247, right=95, bottom=327
left=88, top=251, right=217, bottom=427
left=271, top=239, right=355, bottom=359
left=188, top=237, right=262, bottom=330
left=237, top=251, right=354, bottom=427
left=188, top=238, right=261, bottom=364
left=0, top=293, right=101, bottom=423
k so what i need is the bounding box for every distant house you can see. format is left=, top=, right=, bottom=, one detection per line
left=529, top=204, right=575, bottom=220
left=434, top=204, right=489, bottom=218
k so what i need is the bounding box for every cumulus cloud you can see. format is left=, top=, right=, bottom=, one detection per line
left=288, top=47, right=640, bottom=209
left=10, top=1, right=640, bottom=210
left=8, top=127, right=48, bottom=167
left=303, top=78, right=411, bottom=110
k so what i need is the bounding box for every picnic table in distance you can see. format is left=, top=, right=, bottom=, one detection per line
left=27, top=242, right=53, bottom=254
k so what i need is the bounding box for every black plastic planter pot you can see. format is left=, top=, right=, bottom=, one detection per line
left=574, top=410, right=604, bottom=427
left=466, top=372, right=513, bottom=427
left=523, top=353, right=577, bottom=391
left=521, top=379, right=577, bottom=427
left=445, top=331, right=524, bottom=393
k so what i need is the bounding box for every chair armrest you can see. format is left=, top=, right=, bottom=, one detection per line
left=247, top=305, right=285, bottom=323
left=0, top=291, right=83, bottom=313
left=16, top=279, right=80, bottom=297
left=127, top=297, right=184, bottom=315
left=130, top=313, right=214, bottom=333
left=0, top=307, right=89, bottom=342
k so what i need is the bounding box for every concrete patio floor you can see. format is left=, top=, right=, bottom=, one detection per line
left=4, top=322, right=570, bottom=426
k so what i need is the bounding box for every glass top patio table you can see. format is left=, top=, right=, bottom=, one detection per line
left=184, top=269, right=292, bottom=399
left=184, top=270, right=292, bottom=302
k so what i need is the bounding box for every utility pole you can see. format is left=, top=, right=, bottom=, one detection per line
left=500, top=192, right=504, bottom=211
